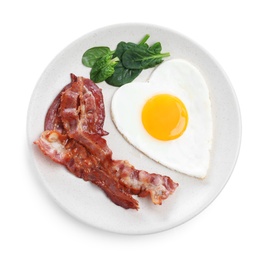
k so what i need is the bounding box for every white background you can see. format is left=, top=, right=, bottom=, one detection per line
left=1, top=0, right=269, bottom=259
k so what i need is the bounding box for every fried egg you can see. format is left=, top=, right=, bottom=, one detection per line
left=111, top=59, right=212, bottom=179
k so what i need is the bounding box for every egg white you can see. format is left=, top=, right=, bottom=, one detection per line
left=111, top=59, right=213, bottom=179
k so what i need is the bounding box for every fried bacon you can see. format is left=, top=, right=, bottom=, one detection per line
left=45, top=74, right=108, bottom=136
left=35, top=74, right=178, bottom=210
left=59, top=75, right=108, bottom=136
left=112, top=160, right=179, bottom=205
left=35, top=130, right=139, bottom=210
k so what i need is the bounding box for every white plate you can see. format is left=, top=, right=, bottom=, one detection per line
left=27, top=23, right=241, bottom=234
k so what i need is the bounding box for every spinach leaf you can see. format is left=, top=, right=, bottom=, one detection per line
left=90, top=54, right=119, bottom=83
left=105, top=62, right=142, bottom=87
left=149, top=42, right=162, bottom=54
left=113, top=41, right=137, bottom=59
left=111, top=34, right=150, bottom=61
left=82, top=47, right=112, bottom=68
left=121, top=45, right=170, bottom=70
left=106, top=40, right=150, bottom=86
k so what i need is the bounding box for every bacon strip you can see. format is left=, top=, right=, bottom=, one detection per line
left=112, top=160, right=179, bottom=205
left=35, top=74, right=178, bottom=209
left=67, top=129, right=178, bottom=205
left=35, top=130, right=139, bottom=210
left=45, top=74, right=108, bottom=136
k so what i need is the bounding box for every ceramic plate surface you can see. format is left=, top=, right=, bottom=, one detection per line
left=27, top=23, right=241, bottom=234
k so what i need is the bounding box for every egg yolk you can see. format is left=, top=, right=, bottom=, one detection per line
left=141, top=94, right=188, bottom=141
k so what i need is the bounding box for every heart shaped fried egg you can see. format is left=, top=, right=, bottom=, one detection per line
left=111, top=59, right=213, bottom=179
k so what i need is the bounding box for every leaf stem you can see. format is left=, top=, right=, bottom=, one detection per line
left=160, top=52, right=170, bottom=58
left=138, top=52, right=171, bottom=61
left=111, top=56, right=120, bottom=63
left=139, top=34, right=150, bottom=45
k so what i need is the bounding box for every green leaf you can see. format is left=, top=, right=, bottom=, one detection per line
left=122, top=45, right=170, bottom=70
left=105, top=62, right=142, bottom=87
left=113, top=41, right=137, bottom=59
left=90, top=54, right=119, bottom=83
left=82, top=47, right=112, bottom=68
left=149, top=42, right=162, bottom=54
